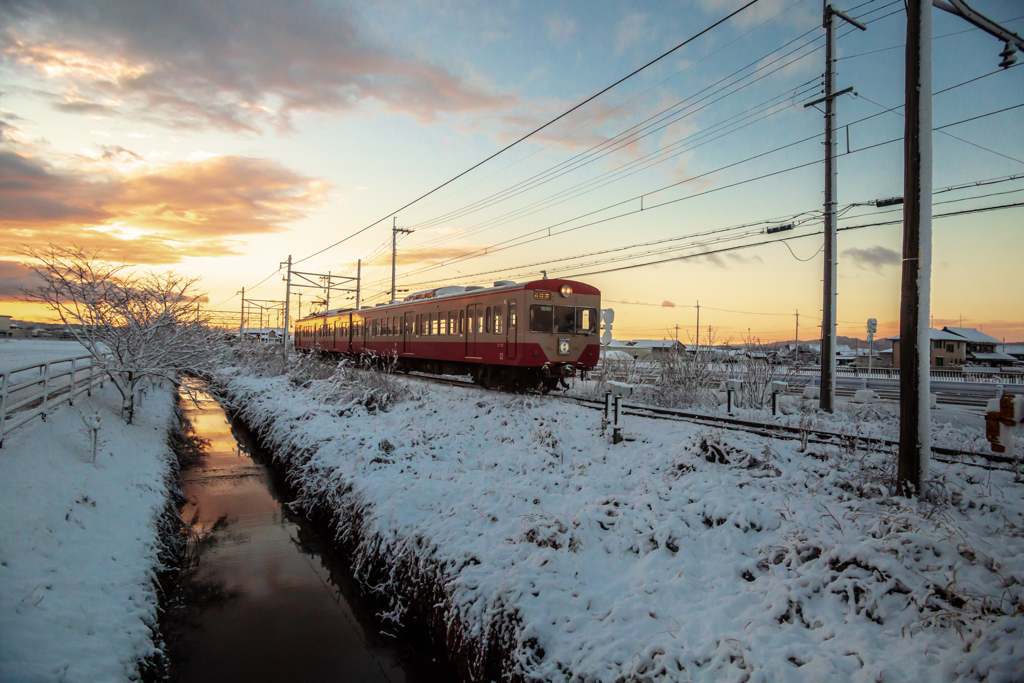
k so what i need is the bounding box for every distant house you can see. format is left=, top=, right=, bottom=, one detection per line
left=888, top=328, right=967, bottom=368
left=606, top=339, right=686, bottom=361
left=941, top=327, right=1017, bottom=367
left=0, top=315, right=10, bottom=338
left=1005, top=343, right=1024, bottom=363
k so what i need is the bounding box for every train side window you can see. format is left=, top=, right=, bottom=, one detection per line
left=477, top=308, right=484, bottom=334
left=485, top=307, right=492, bottom=333
left=433, top=313, right=440, bottom=336
left=509, top=300, right=517, bottom=328
left=494, top=305, right=503, bottom=335
left=458, top=310, right=464, bottom=335
left=530, top=305, right=553, bottom=332
left=439, top=313, right=447, bottom=335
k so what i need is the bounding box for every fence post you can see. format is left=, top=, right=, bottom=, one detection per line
left=88, top=361, right=93, bottom=397
left=604, top=390, right=612, bottom=424
left=69, top=357, right=76, bottom=406
left=0, top=371, right=7, bottom=448
left=41, top=362, right=50, bottom=421
left=612, top=395, right=623, bottom=445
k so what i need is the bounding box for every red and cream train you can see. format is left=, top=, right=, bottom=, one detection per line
left=293, top=278, right=601, bottom=391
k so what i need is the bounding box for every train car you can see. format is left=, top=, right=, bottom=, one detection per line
left=294, top=278, right=600, bottom=391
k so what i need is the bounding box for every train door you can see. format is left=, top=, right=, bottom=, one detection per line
left=466, top=304, right=479, bottom=357
left=403, top=311, right=412, bottom=354
left=506, top=299, right=517, bottom=360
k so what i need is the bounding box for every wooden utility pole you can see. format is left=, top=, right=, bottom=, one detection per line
left=695, top=301, right=700, bottom=353
left=795, top=309, right=799, bottom=365
left=895, top=0, right=1023, bottom=497
left=805, top=2, right=865, bottom=412
left=238, top=287, right=245, bottom=337
left=281, top=255, right=292, bottom=361
left=392, top=218, right=414, bottom=302
left=898, top=0, right=933, bottom=495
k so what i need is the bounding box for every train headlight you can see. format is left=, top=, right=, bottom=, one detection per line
left=560, top=284, right=572, bottom=297
left=558, top=337, right=571, bottom=355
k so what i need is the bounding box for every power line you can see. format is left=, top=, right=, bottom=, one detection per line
left=292, top=0, right=763, bottom=267
left=567, top=200, right=1024, bottom=278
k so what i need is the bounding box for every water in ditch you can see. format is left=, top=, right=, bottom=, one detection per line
left=165, top=383, right=449, bottom=682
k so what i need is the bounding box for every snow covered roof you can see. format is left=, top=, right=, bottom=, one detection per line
left=967, top=351, right=1016, bottom=362
left=610, top=340, right=684, bottom=349
left=942, top=327, right=1003, bottom=345
left=887, top=328, right=964, bottom=342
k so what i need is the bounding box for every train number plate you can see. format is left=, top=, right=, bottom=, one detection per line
left=558, top=338, right=570, bottom=355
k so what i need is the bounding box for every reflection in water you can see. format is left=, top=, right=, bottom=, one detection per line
left=165, top=383, right=450, bottom=683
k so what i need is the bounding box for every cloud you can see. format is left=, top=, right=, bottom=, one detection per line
left=615, top=13, right=649, bottom=56
left=365, top=245, right=479, bottom=267
left=0, top=259, right=42, bottom=300
left=703, top=252, right=764, bottom=269
left=1, top=142, right=326, bottom=263
left=843, top=245, right=900, bottom=273
left=0, top=0, right=515, bottom=133
left=545, top=15, right=578, bottom=43
left=661, top=300, right=675, bottom=308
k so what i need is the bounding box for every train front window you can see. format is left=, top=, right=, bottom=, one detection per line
left=530, top=305, right=553, bottom=332
left=553, top=306, right=575, bottom=334
left=576, top=308, right=597, bottom=334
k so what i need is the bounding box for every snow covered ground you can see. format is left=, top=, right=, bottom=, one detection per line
left=0, top=338, right=90, bottom=373
left=219, top=366, right=1024, bottom=682
left=0, top=379, right=176, bottom=682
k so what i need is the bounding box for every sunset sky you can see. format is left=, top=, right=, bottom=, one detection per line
left=2, top=0, right=1022, bottom=342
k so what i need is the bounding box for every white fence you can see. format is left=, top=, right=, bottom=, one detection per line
left=0, top=355, right=105, bottom=447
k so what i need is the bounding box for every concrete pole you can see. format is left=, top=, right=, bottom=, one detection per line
left=282, top=255, right=292, bottom=362
left=239, top=287, right=244, bottom=338
left=355, top=260, right=361, bottom=310
left=820, top=2, right=839, bottom=413
left=898, top=0, right=933, bottom=496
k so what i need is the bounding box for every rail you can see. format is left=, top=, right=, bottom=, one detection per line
left=0, top=355, right=106, bottom=447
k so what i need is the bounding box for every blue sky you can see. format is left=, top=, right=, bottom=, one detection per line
left=2, top=0, right=1022, bottom=340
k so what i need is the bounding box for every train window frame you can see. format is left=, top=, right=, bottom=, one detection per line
left=485, top=307, right=492, bottom=334
left=553, top=305, right=575, bottom=334
left=530, top=304, right=553, bottom=333
left=494, top=305, right=503, bottom=335
left=477, top=308, right=484, bottom=334
left=576, top=307, right=598, bottom=335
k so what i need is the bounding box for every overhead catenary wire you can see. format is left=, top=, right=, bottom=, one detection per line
left=391, top=68, right=1019, bottom=286
left=291, top=0, right=763, bottom=267
left=397, top=175, right=1024, bottom=290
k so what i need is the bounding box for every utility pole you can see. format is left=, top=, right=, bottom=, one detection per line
left=281, top=255, right=292, bottom=361
left=323, top=271, right=331, bottom=318
left=392, top=218, right=414, bottom=302
left=695, top=301, right=700, bottom=355
left=896, top=0, right=1022, bottom=497
left=355, top=260, right=361, bottom=311
left=795, top=309, right=799, bottom=365
left=805, top=2, right=865, bottom=412
left=238, top=287, right=245, bottom=338
left=898, top=0, right=932, bottom=496
left=297, top=292, right=302, bottom=321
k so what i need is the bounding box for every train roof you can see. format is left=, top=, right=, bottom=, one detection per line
left=295, top=278, right=599, bottom=322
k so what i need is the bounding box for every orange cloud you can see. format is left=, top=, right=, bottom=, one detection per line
left=1, top=146, right=326, bottom=263
left=1, top=0, right=513, bottom=132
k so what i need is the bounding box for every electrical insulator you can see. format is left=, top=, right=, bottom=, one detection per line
left=1000, top=41, right=1018, bottom=69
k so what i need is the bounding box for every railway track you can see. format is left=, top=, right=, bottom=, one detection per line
left=390, top=370, right=1017, bottom=472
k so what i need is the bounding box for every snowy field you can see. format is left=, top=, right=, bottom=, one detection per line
left=0, top=338, right=90, bottom=373
left=220, top=367, right=1024, bottom=682
left=0, top=380, right=176, bottom=682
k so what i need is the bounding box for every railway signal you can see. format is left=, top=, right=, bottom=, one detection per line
left=601, top=308, right=614, bottom=346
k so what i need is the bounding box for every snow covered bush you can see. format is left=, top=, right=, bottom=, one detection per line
left=20, top=244, right=227, bottom=423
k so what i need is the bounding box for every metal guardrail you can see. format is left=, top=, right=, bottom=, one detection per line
left=0, top=355, right=105, bottom=447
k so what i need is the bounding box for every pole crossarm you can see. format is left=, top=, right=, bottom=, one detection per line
left=804, top=86, right=855, bottom=109
left=933, top=0, right=1024, bottom=49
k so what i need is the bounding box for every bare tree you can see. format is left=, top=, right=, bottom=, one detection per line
left=650, top=329, right=726, bottom=409
left=20, top=244, right=225, bottom=423
left=736, top=334, right=794, bottom=410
